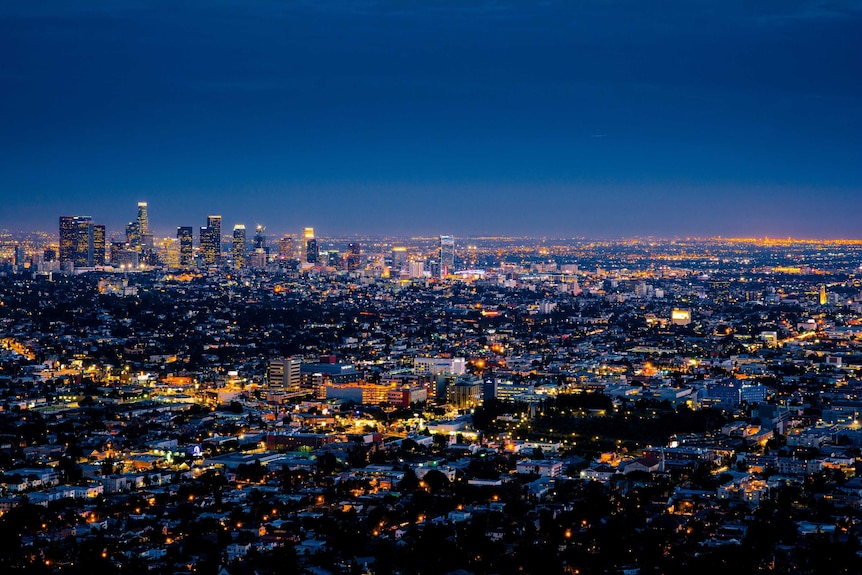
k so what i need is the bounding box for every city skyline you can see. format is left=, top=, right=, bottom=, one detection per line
left=2, top=2, right=861, bottom=238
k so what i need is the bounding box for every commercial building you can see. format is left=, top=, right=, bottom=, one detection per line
left=232, top=224, right=246, bottom=268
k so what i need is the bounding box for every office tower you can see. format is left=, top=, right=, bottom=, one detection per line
left=267, top=357, right=302, bottom=391
left=92, top=225, right=106, bottom=266
left=820, top=285, right=827, bottom=305
left=391, top=246, right=408, bottom=273
left=408, top=260, right=425, bottom=278
left=440, top=235, right=455, bottom=277
left=14, top=245, right=25, bottom=267
left=253, top=225, right=266, bottom=251
left=278, top=235, right=294, bottom=260
left=177, top=226, right=193, bottom=267
left=232, top=224, right=246, bottom=268
left=73, top=217, right=94, bottom=267
left=134, top=202, right=155, bottom=252
left=303, top=227, right=318, bottom=264
left=126, top=221, right=141, bottom=250
left=200, top=215, right=222, bottom=266
left=159, top=237, right=179, bottom=268
left=59, top=216, right=96, bottom=267
left=306, top=239, right=319, bottom=263
left=59, top=216, right=78, bottom=264
left=347, top=242, right=361, bottom=272
left=207, top=215, right=222, bottom=255
left=137, top=202, right=149, bottom=234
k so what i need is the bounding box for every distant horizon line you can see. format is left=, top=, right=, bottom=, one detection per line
left=3, top=227, right=862, bottom=245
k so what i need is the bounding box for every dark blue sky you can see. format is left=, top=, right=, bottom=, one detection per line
left=2, top=1, right=861, bottom=238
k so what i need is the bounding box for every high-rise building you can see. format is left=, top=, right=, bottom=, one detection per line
left=346, top=242, right=361, bottom=272
left=137, top=202, right=149, bottom=234
left=253, top=225, right=267, bottom=251
left=73, top=217, right=94, bottom=267
left=232, top=224, right=246, bottom=268
left=92, top=225, right=106, bottom=266
left=200, top=215, right=222, bottom=266
left=303, top=227, right=318, bottom=264
left=440, top=235, right=455, bottom=277
left=267, top=357, right=302, bottom=391
left=159, top=237, right=179, bottom=268
left=306, top=239, right=319, bottom=264
left=126, top=221, right=141, bottom=250
left=278, top=235, right=295, bottom=260
left=177, top=226, right=193, bottom=267
left=59, top=216, right=78, bottom=264
left=59, top=216, right=97, bottom=268
left=391, top=246, right=408, bottom=273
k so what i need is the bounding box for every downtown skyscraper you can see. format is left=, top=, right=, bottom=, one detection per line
left=59, top=216, right=101, bottom=268
left=232, top=224, right=246, bottom=268
left=200, top=215, right=222, bottom=266
left=440, top=235, right=455, bottom=277
left=176, top=226, right=193, bottom=268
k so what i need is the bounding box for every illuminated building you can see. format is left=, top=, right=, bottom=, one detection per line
left=266, top=358, right=301, bottom=391
left=306, top=239, right=319, bottom=263
left=447, top=376, right=482, bottom=410
left=253, top=224, right=266, bottom=251
left=303, top=227, right=318, bottom=264
left=137, top=202, right=149, bottom=234
left=232, top=224, right=246, bottom=268
left=125, top=221, right=141, bottom=250
left=278, top=235, right=294, bottom=260
left=325, top=382, right=394, bottom=405
left=137, top=202, right=153, bottom=251
left=408, top=260, right=424, bottom=278
left=176, top=226, right=193, bottom=267
left=58, top=216, right=79, bottom=264
left=671, top=308, right=692, bottom=326
left=820, top=285, right=827, bottom=305
left=200, top=215, right=222, bottom=266
left=159, top=237, right=179, bottom=268
left=440, top=235, right=455, bottom=277
left=59, top=216, right=95, bottom=267
left=347, top=242, right=361, bottom=272
left=414, top=357, right=466, bottom=376
left=391, top=246, right=408, bottom=273
left=92, top=224, right=106, bottom=266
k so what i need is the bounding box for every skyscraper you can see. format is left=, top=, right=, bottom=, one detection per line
left=177, top=226, right=193, bottom=267
left=200, top=215, right=222, bottom=266
left=232, top=224, right=246, bottom=268
left=126, top=221, right=141, bottom=250
left=137, top=202, right=149, bottom=234
left=253, top=225, right=267, bottom=251
left=278, top=235, right=295, bottom=260
left=391, top=246, right=408, bottom=273
left=73, top=217, right=94, bottom=267
left=59, top=216, right=78, bottom=264
left=59, top=216, right=95, bottom=268
left=303, top=227, right=318, bottom=264
left=139, top=202, right=154, bottom=250
left=347, top=242, right=361, bottom=272
left=93, top=225, right=106, bottom=266
left=440, top=235, right=455, bottom=277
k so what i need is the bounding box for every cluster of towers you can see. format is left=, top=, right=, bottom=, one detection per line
left=60, top=202, right=456, bottom=275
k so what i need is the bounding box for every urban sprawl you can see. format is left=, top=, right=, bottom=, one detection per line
left=1, top=204, right=862, bottom=574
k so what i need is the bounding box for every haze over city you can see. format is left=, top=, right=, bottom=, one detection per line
left=2, top=1, right=862, bottom=238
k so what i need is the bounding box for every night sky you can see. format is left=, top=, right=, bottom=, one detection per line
left=2, top=1, right=861, bottom=238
